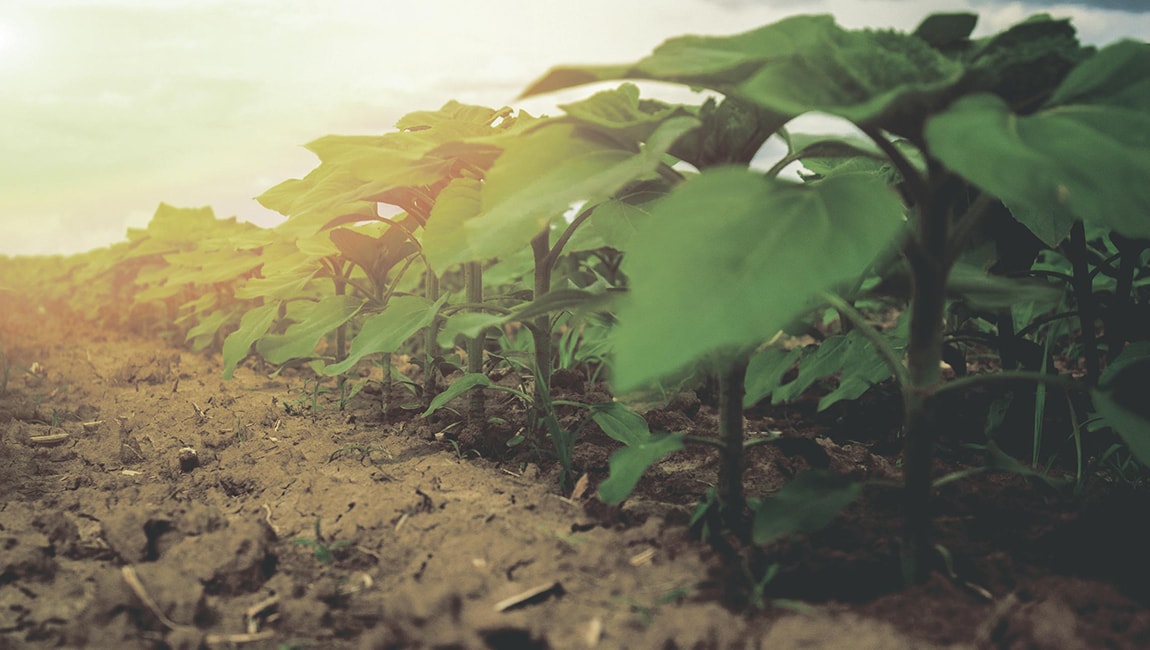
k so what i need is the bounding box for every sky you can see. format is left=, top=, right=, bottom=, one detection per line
left=1, top=0, right=1147, bottom=257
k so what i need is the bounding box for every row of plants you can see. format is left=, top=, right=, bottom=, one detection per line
left=2, top=10, right=1148, bottom=595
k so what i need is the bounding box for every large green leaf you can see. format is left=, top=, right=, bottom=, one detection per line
left=185, top=309, right=231, bottom=346
left=610, top=168, right=905, bottom=391
left=744, top=347, right=803, bottom=409
left=913, top=13, right=977, bottom=50
left=257, top=165, right=380, bottom=238
left=522, top=15, right=839, bottom=96
left=423, top=177, right=482, bottom=275
left=324, top=295, right=446, bottom=376
left=523, top=15, right=963, bottom=137
left=735, top=24, right=962, bottom=133
left=1093, top=342, right=1150, bottom=467
left=598, top=434, right=686, bottom=505
left=961, top=14, right=1087, bottom=110
left=222, top=302, right=280, bottom=379
left=591, top=403, right=686, bottom=504
left=591, top=402, right=652, bottom=446
left=925, top=92, right=1150, bottom=241
left=558, top=83, right=687, bottom=145
left=468, top=116, right=700, bottom=263
left=256, top=295, right=363, bottom=365
left=437, top=311, right=506, bottom=350
left=586, top=192, right=660, bottom=250
left=670, top=96, right=780, bottom=169
left=1047, top=40, right=1150, bottom=110
left=421, top=373, right=493, bottom=418
left=752, top=470, right=862, bottom=545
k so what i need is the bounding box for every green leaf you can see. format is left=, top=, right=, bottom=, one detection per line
left=257, top=165, right=379, bottom=238
left=770, top=328, right=896, bottom=411
left=222, top=302, right=280, bottom=379
left=913, top=13, right=977, bottom=50
left=1093, top=342, right=1150, bottom=467
left=421, top=373, right=492, bottom=418
left=925, top=92, right=1150, bottom=241
left=256, top=295, right=363, bottom=365
left=670, top=96, right=781, bottom=169
left=512, top=289, right=614, bottom=323
left=946, top=262, right=1063, bottom=311
left=523, top=15, right=963, bottom=137
left=736, top=24, right=962, bottom=133
left=330, top=223, right=418, bottom=285
left=559, top=83, right=686, bottom=144
left=610, top=168, right=905, bottom=391
left=589, top=403, right=686, bottom=504
left=591, top=402, right=652, bottom=446
left=437, top=311, right=506, bottom=350
left=324, top=295, right=446, bottom=376
left=598, top=432, right=686, bottom=504
left=587, top=191, right=660, bottom=250
left=962, top=14, right=1086, bottom=109
left=185, top=309, right=230, bottom=345
left=1048, top=40, right=1150, bottom=110
left=424, top=177, right=482, bottom=275
left=744, top=347, right=803, bottom=409
left=522, top=16, right=838, bottom=96
left=469, top=116, right=700, bottom=263
left=752, top=471, right=862, bottom=545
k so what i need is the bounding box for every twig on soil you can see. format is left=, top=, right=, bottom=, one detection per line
left=28, top=432, right=70, bottom=446
left=121, top=565, right=276, bottom=645
left=261, top=503, right=280, bottom=537
left=493, top=581, right=565, bottom=612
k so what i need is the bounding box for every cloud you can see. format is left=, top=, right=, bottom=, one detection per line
left=997, top=0, right=1150, bottom=11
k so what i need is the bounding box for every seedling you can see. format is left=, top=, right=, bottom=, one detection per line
left=615, top=587, right=692, bottom=627
left=293, top=518, right=352, bottom=564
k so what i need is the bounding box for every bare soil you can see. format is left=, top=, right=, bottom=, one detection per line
left=2, top=294, right=1149, bottom=649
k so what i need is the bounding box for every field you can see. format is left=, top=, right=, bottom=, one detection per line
left=3, top=10, right=1150, bottom=649
left=2, top=260, right=1149, bottom=649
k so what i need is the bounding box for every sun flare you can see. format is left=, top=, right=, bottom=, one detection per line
left=0, top=18, right=32, bottom=69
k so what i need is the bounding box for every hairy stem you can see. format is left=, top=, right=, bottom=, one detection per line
left=531, top=231, right=554, bottom=442
left=717, top=356, right=749, bottom=533
left=465, top=261, right=485, bottom=424
left=1064, top=221, right=1100, bottom=386
left=423, top=271, right=441, bottom=404
left=901, top=197, right=951, bottom=585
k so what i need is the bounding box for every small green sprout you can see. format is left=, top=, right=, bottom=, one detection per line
left=293, top=518, right=352, bottom=564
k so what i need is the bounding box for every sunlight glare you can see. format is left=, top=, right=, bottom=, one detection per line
left=0, top=17, right=33, bottom=70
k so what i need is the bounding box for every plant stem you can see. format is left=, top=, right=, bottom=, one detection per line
left=424, top=270, right=441, bottom=404
left=465, top=261, right=485, bottom=424
left=332, top=259, right=349, bottom=409
left=1064, top=221, right=1100, bottom=386
left=931, top=369, right=1085, bottom=399
left=543, top=207, right=595, bottom=272
left=901, top=197, right=951, bottom=585
left=531, top=231, right=554, bottom=441
left=716, top=356, right=749, bottom=533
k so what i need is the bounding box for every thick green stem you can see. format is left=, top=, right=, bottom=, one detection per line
left=465, top=261, right=485, bottom=424
left=717, top=356, right=749, bottom=533
left=531, top=232, right=553, bottom=440
left=1106, top=234, right=1144, bottom=362
left=901, top=201, right=950, bottom=585
left=1064, top=221, right=1100, bottom=386
left=424, top=271, right=441, bottom=404
left=332, top=261, right=349, bottom=410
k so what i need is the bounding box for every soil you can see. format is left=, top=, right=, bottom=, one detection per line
left=2, top=292, right=1149, bottom=649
